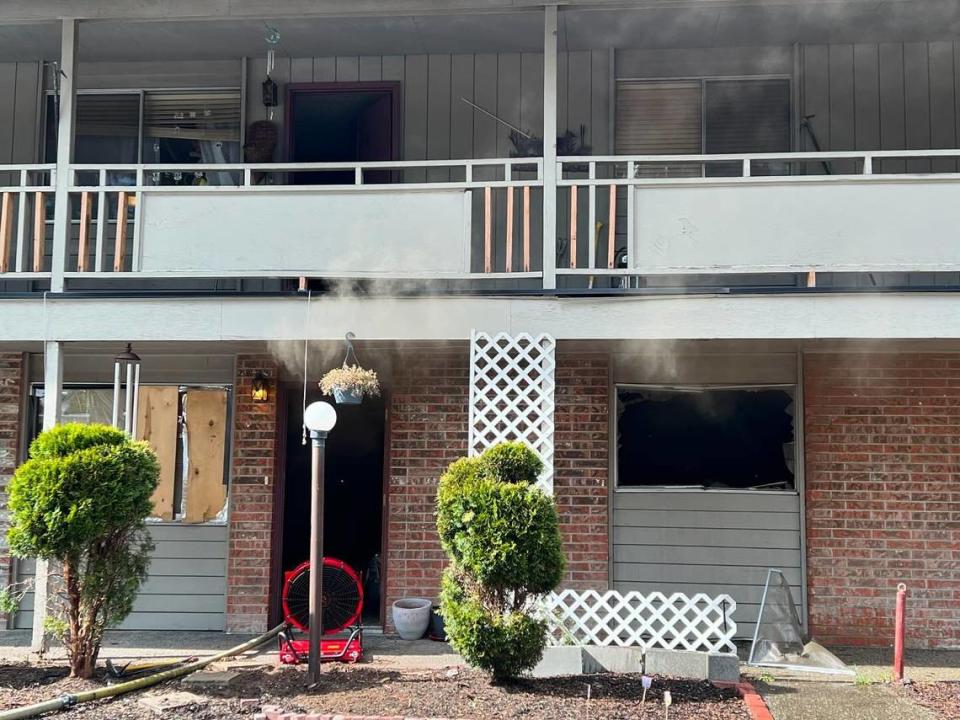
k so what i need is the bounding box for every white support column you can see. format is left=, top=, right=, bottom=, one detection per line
left=50, top=19, right=78, bottom=293
left=30, top=340, right=64, bottom=652
left=541, top=4, right=558, bottom=290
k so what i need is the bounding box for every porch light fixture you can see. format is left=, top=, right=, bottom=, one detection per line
left=112, top=343, right=141, bottom=436
left=251, top=371, right=270, bottom=403
left=303, top=401, right=337, bottom=686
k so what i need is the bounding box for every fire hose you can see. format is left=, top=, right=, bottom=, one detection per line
left=0, top=623, right=285, bottom=720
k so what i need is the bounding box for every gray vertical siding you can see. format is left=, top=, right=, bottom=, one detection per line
left=0, top=61, right=41, bottom=164
left=244, top=51, right=613, bottom=163
left=612, top=491, right=803, bottom=640
left=15, top=524, right=227, bottom=632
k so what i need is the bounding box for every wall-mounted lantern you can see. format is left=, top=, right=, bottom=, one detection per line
left=112, top=343, right=141, bottom=435
left=252, top=371, right=270, bottom=404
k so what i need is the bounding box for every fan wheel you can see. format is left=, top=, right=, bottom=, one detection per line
left=282, top=558, right=364, bottom=635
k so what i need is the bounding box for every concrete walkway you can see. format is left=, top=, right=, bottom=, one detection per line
left=0, top=630, right=464, bottom=671
left=741, top=647, right=960, bottom=720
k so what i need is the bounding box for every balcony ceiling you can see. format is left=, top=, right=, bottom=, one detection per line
left=1, top=1, right=959, bottom=62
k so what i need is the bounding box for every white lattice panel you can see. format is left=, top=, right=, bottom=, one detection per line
left=537, top=589, right=737, bottom=653
left=469, top=331, right=556, bottom=494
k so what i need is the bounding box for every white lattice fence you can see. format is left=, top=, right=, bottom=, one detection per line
left=468, top=331, right=556, bottom=494
left=537, top=589, right=737, bottom=653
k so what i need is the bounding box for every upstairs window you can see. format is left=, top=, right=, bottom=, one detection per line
left=46, top=90, right=242, bottom=175
left=615, top=78, right=791, bottom=176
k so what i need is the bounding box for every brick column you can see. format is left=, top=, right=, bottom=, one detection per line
left=804, top=352, right=960, bottom=649
left=385, top=348, right=469, bottom=628
left=555, top=351, right=610, bottom=590
left=0, top=353, right=25, bottom=625
left=226, top=355, right=279, bottom=633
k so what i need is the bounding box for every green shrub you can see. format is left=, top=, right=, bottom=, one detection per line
left=436, top=442, right=564, bottom=681
left=7, top=423, right=159, bottom=678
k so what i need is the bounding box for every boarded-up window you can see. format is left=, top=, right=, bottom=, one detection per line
left=32, top=384, right=230, bottom=523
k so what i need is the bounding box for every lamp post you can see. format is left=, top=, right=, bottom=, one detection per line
left=303, top=401, right=337, bottom=686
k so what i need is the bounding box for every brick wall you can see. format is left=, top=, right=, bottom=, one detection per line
left=0, top=353, right=25, bottom=625
left=226, top=355, right=280, bottom=633
left=554, top=352, right=610, bottom=590
left=804, top=353, right=960, bottom=649
left=384, top=346, right=610, bottom=628
left=385, top=348, right=470, bottom=623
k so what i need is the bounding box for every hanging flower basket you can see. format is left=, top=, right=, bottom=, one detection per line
left=320, top=364, right=381, bottom=405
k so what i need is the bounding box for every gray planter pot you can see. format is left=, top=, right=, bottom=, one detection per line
left=333, top=387, right=363, bottom=405
left=391, top=597, right=432, bottom=640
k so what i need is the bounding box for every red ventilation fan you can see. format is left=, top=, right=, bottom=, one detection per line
left=278, top=558, right=364, bottom=664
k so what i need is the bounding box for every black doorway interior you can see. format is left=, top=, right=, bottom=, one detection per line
left=281, top=390, right=386, bottom=625
left=287, top=82, right=399, bottom=184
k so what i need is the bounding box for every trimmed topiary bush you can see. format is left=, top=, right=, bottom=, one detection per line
left=437, top=441, right=564, bottom=681
left=6, top=423, right=159, bottom=678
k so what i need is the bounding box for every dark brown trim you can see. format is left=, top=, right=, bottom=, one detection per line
left=379, top=389, right=393, bottom=629
left=267, top=381, right=290, bottom=627
left=284, top=81, right=403, bottom=164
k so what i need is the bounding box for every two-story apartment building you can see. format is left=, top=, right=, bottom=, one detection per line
left=1, top=0, right=958, bottom=651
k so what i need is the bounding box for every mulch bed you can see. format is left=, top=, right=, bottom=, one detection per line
left=899, top=681, right=960, bottom=719
left=0, top=662, right=750, bottom=720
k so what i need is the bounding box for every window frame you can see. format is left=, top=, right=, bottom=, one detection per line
left=29, top=382, right=235, bottom=525
left=613, top=382, right=800, bottom=495
left=42, top=86, right=243, bottom=164
left=613, top=74, right=796, bottom=157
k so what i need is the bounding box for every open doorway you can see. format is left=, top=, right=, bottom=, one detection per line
left=286, top=82, right=400, bottom=184
left=279, top=389, right=387, bottom=626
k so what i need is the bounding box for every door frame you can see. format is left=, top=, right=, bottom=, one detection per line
left=269, top=382, right=392, bottom=629
left=285, top=81, right=402, bottom=164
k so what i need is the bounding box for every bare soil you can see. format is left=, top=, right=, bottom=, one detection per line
left=900, top=681, right=960, bottom=719
left=0, top=662, right=750, bottom=720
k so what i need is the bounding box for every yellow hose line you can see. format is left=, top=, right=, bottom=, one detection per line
left=0, top=624, right=285, bottom=720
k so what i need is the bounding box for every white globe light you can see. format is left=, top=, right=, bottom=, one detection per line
left=303, top=401, right=337, bottom=432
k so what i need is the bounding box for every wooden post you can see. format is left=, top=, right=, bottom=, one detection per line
left=50, top=18, right=77, bottom=291
left=505, top=186, right=514, bottom=272
left=541, top=5, right=558, bottom=288
left=0, top=192, right=12, bottom=273
left=33, top=192, right=45, bottom=273
left=77, top=191, right=92, bottom=272
left=806, top=270, right=817, bottom=288
left=114, top=191, right=128, bottom=272
left=483, top=186, right=492, bottom=274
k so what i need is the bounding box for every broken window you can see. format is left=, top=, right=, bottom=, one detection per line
left=32, top=384, right=231, bottom=522
left=616, top=385, right=796, bottom=491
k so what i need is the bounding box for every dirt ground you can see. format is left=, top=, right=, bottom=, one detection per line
left=0, top=662, right=749, bottom=720
left=898, top=682, right=960, bottom=720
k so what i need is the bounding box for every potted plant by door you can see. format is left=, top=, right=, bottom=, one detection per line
left=320, top=364, right=380, bottom=405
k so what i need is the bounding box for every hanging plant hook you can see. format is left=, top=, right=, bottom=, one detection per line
left=343, top=332, right=359, bottom=368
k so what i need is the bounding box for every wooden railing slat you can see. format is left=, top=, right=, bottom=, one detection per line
left=607, top=184, right=617, bottom=269
left=523, top=186, right=531, bottom=273
left=32, top=191, right=45, bottom=273
left=505, top=186, right=514, bottom=273
left=114, top=191, right=128, bottom=273
left=0, top=192, right=12, bottom=274
left=483, top=186, right=492, bottom=274
left=77, top=191, right=92, bottom=272
left=569, top=185, right=578, bottom=269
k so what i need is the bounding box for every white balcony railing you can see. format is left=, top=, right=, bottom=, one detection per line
left=64, top=159, right=544, bottom=281
left=0, top=165, right=55, bottom=278
left=558, top=149, right=960, bottom=281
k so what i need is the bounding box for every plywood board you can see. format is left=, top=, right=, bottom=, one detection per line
left=136, top=385, right=180, bottom=521
left=183, top=389, right=228, bottom=524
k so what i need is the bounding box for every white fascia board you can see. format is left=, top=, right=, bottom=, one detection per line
left=1, top=293, right=959, bottom=342
left=1, top=0, right=915, bottom=22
